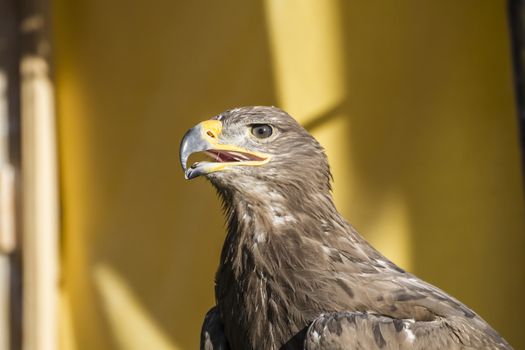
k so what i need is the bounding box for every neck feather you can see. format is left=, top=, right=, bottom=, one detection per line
left=216, top=181, right=346, bottom=276
left=211, top=180, right=364, bottom=349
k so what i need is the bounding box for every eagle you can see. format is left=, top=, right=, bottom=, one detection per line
left=179, top=106, right=512, bottom=350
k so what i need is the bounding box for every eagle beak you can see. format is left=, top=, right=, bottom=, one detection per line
left=180, top=120, right=270, bottom=180
left=180, top=120, right=220, bottom=179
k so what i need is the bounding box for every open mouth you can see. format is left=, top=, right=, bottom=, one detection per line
left=190, top=150, right=267, bottom=169
left=179, top=120, right=271, bottom=179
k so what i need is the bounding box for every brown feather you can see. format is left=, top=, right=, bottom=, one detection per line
left=190, top=106, right=512, bottom=350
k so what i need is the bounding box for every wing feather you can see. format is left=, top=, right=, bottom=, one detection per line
left=304, top=312, right=511, bottom=350
left=200, top=307, right=230, bottom=350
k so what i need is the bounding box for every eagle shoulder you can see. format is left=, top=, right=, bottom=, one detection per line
left=304, top=311, right=512, bottom=350
left=200, top=306, right=230, bottom=350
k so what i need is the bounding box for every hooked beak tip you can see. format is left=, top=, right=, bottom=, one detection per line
left=179, top=123, right=215, bottom=179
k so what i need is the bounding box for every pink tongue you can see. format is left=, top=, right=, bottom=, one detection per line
left=217, top=152, right=236, bottom=162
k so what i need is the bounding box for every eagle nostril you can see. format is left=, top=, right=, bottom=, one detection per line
left=207, top=131, right=216, bottom=138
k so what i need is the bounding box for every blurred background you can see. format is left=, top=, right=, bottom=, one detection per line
left=1, top=0, right=524, bottom=349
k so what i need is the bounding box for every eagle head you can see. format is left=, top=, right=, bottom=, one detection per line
left=180, top=106, right=332, bottom=194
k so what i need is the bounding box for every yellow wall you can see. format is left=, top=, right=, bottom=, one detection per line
left=53, top=0, right=525, bottom=349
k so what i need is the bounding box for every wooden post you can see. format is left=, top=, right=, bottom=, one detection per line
left=0, top=0, right=22, bottom=349
left=18, top=0, right=60, bottom=349
left=509, top=0, right=525, bottom=173
left=1, top=0, right=58, bottom=349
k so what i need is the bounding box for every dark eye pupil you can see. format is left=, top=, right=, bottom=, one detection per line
left=252, top=124, right=272, bottom=138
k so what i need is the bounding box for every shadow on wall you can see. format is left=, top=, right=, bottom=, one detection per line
left=263, top=0, right=524, bottom=347
left=54, top=0, right=525, bottom=349
left=55, top=1, right=277, bottom=349
left=334, top=1, right=525, bottom=348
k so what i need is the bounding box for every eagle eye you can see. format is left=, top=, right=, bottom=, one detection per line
left=251, top=124, right=273, bottom=139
